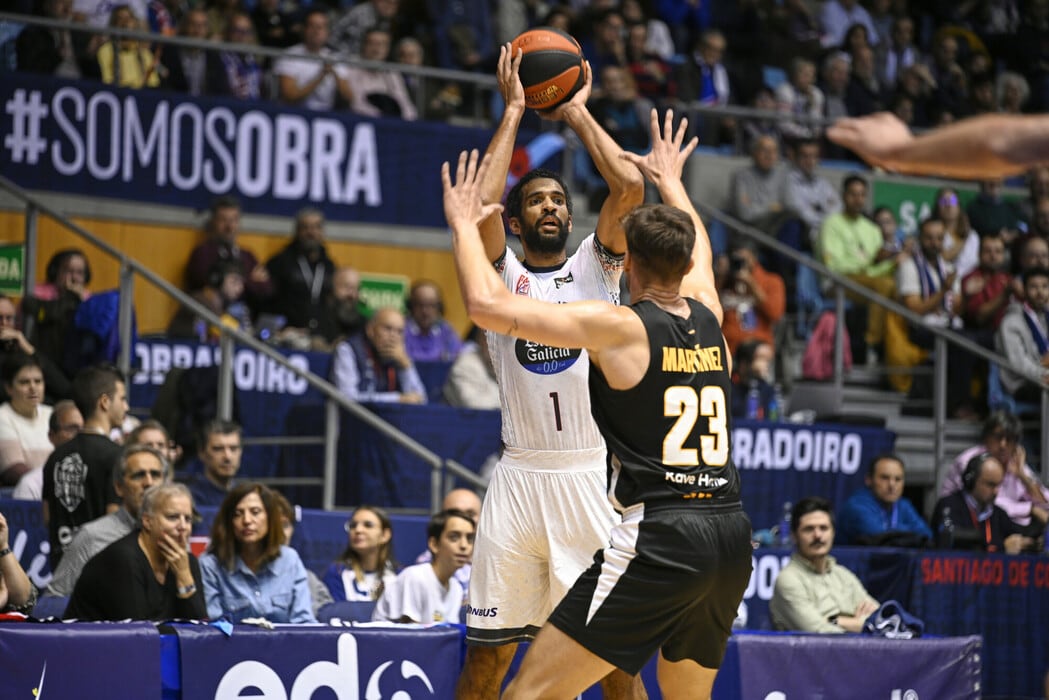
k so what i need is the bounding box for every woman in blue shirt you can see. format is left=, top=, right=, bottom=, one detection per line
left=200, top=482, right=316, bottom=623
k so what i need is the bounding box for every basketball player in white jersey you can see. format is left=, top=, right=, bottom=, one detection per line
left=454, top=45, right=646, bottom=700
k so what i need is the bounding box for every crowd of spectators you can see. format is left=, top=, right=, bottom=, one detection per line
left=770, top=429, right=1046, bottom=635
left=7, top=1, right=1046, bottom=137
left=11, top=0, right=1049, bottom=410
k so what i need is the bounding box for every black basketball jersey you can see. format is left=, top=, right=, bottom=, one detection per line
left=589, top=298, right=742, bottom=511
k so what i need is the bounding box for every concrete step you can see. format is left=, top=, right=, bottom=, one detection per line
left=821, top=376, right=982, bottom=490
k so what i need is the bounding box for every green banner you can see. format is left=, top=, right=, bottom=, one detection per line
left=870, top=181, right=978, bottom=236
left=0, top=244, right=24, bottom=296
left=358, top=273, right=409, bottom=314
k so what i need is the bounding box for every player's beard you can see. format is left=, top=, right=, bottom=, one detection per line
left=521, top=218, right=569, bottom=255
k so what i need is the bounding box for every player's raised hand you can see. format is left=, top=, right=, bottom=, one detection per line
left=620, top=108, right=697, bottom=185
left=827, top=112, right=914, bottom=171
left=442, top=150, right=504, bottom=230
left=497, top=44, right=526, bottom=111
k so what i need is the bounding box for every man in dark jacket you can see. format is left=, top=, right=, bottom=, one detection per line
left=265, top=207, right=336, bottom=335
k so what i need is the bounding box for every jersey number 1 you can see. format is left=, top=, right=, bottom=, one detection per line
left=662, top=386, right=728, bottom=467
left=549, top=392, right=563, bottom=431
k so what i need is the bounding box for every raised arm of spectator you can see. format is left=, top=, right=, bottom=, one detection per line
left=828, top=112, right=1049, bottom=179
left=542, top=61, right=644, bottom=255
left=621, top=109, right=720, bottom=323
left=477, top=44, right=527, bottom=263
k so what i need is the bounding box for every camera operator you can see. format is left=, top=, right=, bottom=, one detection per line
left=716, top=240, right=786, bottom=356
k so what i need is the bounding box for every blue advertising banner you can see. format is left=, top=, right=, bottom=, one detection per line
left=0, top=621, right=161, bottom=699
left=910, top=552, right=1049, bottom=699
left=131, top=339, right=486, bottom=508
left=734, top=420, right=895, bottom=531
left=129, top=338, right=893, bottom=515
left=0, top=74, right=493, bottom=226
left=0, top=621, right=989, bottom=700
left=173, top=623, right=461, bottom=700
left=735, top=632, right=982, bottom=700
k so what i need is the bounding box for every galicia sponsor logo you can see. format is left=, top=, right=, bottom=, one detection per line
left=467, top=606, right=499, bottom=618
left=515, top=339, right=581, bottom=375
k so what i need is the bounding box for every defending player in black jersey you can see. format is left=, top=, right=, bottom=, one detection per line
left=442, top=109, right=752, bottom=699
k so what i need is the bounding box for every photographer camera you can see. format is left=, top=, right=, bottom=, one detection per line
left=716, top=240, right=786, bottom=358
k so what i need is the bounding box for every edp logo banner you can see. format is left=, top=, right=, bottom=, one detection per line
left=175, top=624, right=460, bottom=699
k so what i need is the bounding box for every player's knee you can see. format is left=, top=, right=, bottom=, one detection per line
left=457, top=645, right=519, bottom=700
left=461, top=643, right=517, bottom=678
left=600, top=669, right=648, bottom=700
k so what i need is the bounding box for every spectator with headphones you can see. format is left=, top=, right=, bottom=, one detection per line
left=941, top=410, right=1049, bottom=536
left=404, top=279, right=462, bottom=363
left=931, top=452, right=1033, bottom=554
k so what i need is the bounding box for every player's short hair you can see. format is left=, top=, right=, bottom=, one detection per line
left=623, top=203, right=695, bottom=281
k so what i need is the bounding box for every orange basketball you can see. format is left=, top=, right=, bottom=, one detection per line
left=510, top=27, right=585, bottom=111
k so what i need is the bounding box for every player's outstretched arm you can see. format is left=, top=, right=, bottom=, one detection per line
left=444, top=150, right=630, bottom=351
left=542, top=61, right=643, bottom=255
left=621, top=109, right=722, bottom=323
left=478, top=44, right=528, bottom=262
left=827, top=112, right=1049, bottom=179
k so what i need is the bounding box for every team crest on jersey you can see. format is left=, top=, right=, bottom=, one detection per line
left=515, top=339, right=581, bottom=375
left=554, top=272, right=574, bottom=289
left=54, top=452, right=88, bottom=513
left=514, top=275, right=531, bottom=295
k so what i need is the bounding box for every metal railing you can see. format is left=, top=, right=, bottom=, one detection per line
left=0, top=174, right=487, bottom=513
left=692, top=182, right=1049, bottom=491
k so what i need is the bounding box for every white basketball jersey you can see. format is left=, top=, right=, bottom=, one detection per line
left=489, top=233, right=622, bottom=453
